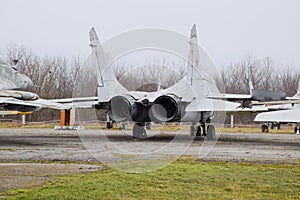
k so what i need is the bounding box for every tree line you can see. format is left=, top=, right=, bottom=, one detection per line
left=2, top=45, right=81, bottom=121
left=1, top=45, right=299, bottom=123
left=218, top=56, right=300, bottom=96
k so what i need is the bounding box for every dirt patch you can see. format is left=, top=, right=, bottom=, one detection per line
left=0, top=128, right=300, bottom=192
left=0, top=163, right=102, bottom=193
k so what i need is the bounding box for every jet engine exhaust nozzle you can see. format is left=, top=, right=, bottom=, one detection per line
left=107, top=95, right=135, bottom=122
left=150, top=95, right=181, bottom=122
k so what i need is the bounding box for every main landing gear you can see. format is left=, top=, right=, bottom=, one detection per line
left=294, top=123, right=300, bottom=135
left=190, top=121, right=216, bottom=140
left=133, top=123, right=147, bottom=138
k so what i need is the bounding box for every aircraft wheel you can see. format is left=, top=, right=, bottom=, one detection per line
left=261, top=124, right=269, bottom=133
left=190, top=125, right=196, bottom=136
left=196, top=126, right=202, bottom=137
left=271, top=122, right=280, bottom=130
left=106, top=122, right=113, bottom=129
left=145, top=122, right=152, bottom=130
left=133, top=123, right=147, bottom=138
left=207, top=125, right=216, bottom=140
left=273, top=122, right=280, bottom=130
left=294, top=127, right=300, bottom=135
left=277, top=123, right=281, bottom=130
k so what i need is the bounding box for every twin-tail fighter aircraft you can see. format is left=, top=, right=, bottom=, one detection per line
left=88, top=24, right=242, bottom=139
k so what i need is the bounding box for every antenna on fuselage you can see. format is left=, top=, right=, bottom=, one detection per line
left=12, top=59, right=19, bottom=71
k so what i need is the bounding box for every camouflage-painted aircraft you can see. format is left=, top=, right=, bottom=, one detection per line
left=0, top=56, right=67, bottom=114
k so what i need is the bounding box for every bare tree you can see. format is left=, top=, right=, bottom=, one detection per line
left=218, top=56, right=299, bottom=95
left=219, top=56, right=300, bottom=125
left=3, top=45, right=83, bottom=122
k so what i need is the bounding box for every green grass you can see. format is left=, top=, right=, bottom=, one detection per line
left=3, top=159, right=300, bottom=199
left=0, top=148, right=14, bottom=151
left=0, top=122, right=54, bottom=129
left=219, top=127, right=295, bottom=134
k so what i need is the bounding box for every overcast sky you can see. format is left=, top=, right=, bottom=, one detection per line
left=0, top=0, right=299, bottom=69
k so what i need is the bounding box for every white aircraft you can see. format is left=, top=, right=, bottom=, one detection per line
left=86, top=24, right=241, bottom=139
left=254, top=81, right=300, bottom=133
left=0, top=56, right=67, bottom=114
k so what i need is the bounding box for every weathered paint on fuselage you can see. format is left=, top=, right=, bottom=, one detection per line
left=0, top=61, right=33, bottom=91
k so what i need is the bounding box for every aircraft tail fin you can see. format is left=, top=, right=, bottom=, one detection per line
left=184, top=24, right=215, bottom=101
left=89, top=27, right=100, bottom=48
left=187, top=24, right=201, bottom=86
left=87, top=27, right=127, bottom=102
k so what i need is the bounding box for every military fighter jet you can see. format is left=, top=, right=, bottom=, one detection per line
left=0, top=56, right=67, bottom=114
left=88, top=24, right=241, bottom=139
left=254, top=80, right=300, bottom=133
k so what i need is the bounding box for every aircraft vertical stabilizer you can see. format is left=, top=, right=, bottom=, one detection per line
left=186, top=24, right=211, bottom=100
left=88, top=27, right=127, bottom=102
left=187, top=24, right=200, bottom=85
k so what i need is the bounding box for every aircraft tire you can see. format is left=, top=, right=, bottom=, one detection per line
left=190, top=125, right=196, bottom=136
left=106, top=122, right=113, bottom=129
left=196, top=126, right=201, bottom=137
left=133, top=123, right=147, bottom=138
left=294, top=127, right=300, bottom=134
left=261, top=124, right=269, bottom=133
left=145, top=122, right=152, bottom=130
left=207, top=125, right=216, bottom=140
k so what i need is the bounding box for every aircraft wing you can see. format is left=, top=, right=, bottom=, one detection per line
left=251, top=99, right=300, bottom=106
left=229, top=105, right=269, bottom=112
left=0, top=97, right=69, bottom=110
left=49, top=96, right=98, bottom=108
left=0, top=110, right=33, bottom=115
left=185, top=98, right=240, bottom=112
left=254, top=109, right=300, bottom=123
left=48, top=96, right=98, bottom=103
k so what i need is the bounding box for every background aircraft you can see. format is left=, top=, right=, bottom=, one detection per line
left=254, top=82, right=300, bottom=133
left=88, top=25, right=240, bottom=139
left=0, top=56, right=67, bottom=114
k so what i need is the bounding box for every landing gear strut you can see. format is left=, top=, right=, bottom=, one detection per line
left=190, top=122, right=197, bottom=136
left=133, top=123, right=147, bottom=138
left=207, top=125, right=216, bottom=140
left=189, top=121, right=216, bottom=140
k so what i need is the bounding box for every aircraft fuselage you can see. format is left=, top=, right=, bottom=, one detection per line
left=0, top=61, right=33, bottom=91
